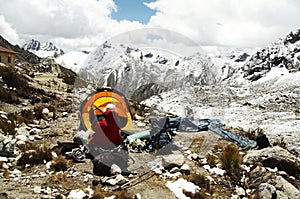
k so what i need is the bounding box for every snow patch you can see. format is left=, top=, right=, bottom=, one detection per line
left=166, top=178, right=200, bottom=199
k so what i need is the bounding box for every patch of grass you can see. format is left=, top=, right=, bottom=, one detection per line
left=114, top=190, right=133, bottom=199
left=0, top=116, right=16, bottom=135
left=272, top=137, right=287, bottom=149
left=17, top=142, right=52, bottom=167
left=49, top=172, right=68, bottom=183
left=183, top=173, right=211, bottom=194
left=0, top=65, right=28, bottom=90
left=51, top=155, right=72, bottom=171
left=91, top=186, right=106, bottom=199
left=17, top=109, right=35, bottom=125
left=220, top=144, right=242, bottom=174
left=0, top=87, right=20, bottom=104
left=206, top=153, right=218, bottom=168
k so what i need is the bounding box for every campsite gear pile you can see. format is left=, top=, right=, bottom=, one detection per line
left=59, top=87, right=256, bottom=176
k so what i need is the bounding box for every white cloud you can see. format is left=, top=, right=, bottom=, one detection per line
left=0, top=0, right=145, bottom=51
left=0, top=15, right=20, bottom=45
left=0, top=0, right=299, bottom=51
left=145, top=0, right=300, bottom=47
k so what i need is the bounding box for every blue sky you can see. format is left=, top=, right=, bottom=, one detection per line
left=112, top=0, right=156, bottom=24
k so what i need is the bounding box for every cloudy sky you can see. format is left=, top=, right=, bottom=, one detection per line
left=0, top=0, right=299, bottom=52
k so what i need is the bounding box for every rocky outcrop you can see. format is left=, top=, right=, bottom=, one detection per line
left=243, top=29, right=300, bottom=81
left=243, top=146, right=300, bottom=177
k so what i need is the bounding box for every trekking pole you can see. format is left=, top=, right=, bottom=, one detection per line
left=113, top=169, right=154, bottom=191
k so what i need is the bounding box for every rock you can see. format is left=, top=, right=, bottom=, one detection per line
left=29, top=128, right=41, bottom=135
left=259, top=183, right=276, bottom=199
left=170, top=167, right=180, bottom=173
left=28, top=136, right=35, bottom=141
left=62, top=112, right=68, bottom=117
left=104, top=178, right=117, bottom=186
left=110, top=164, right=122, bottom=175
left=234, top=186, right=246, bottom=197
left=0, top=156, right=8, bottom=162
left=0, top=111, right=7, bottom=116
left=273, top=176, right=300, bottom=199
left=0, top=162, right=9, bottom=169
left=16, top=134, right=28, bottom=142
left=189, top=153, right=199, bottom=161
left=0, top=114, right=8, bottom=120
left=162, top=154, right=185, bottom=169
left=48, top=112, right=54, bottom=119
left=180, top=163, right=190, bottom=175
left=42, top=108, right=50, bottom=115
left=0, top=139, right=15, bottom=157
left=243, top=146, right=300, bottom=176
left=134, top=193, right=142, bottom=199
left=0, top=192, right=8, bottom=199
left=16, top=140, right=26, bottom=147
left=0, top=134, right=7, bottom=142
left=34, top=135, right=43, bottom=140
left=16, top=127, right=29, bottom=135
left=115, top=174, right=128, bottom=185
left=32, top=186, right=42, bottom=194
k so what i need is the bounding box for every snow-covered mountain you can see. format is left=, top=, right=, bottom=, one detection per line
left=78, top=41, right=253, bottom=101
left=22, top=39, right=64, bottom=58
left=55, top=51, right=89, bottom=73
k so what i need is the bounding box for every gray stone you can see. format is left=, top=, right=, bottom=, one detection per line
left=16, top=134, right=28, bottom=142
left=0, top=134, right=7, bottom=142
left=0, top=140, right=15, bottom=157
left=259, top=183, right=276, bottom=199
left=16, top=127, right=29, bottom=135
left=273, top=176, right=300, bottom=199
left=110, top=164, right=122, bottom=175
left=0, top=156, right=8, bottom=162
left=162, top=154, right=185, bottom=169
left=115, top=174, right=128, bottom=185
left=0, top=114, right=8, bottom=120
left=62, top=112, right=68, bottom=117
left=180, top=163, right=190, bottom=175
left=234, top=186, right=246, bottom=197
left=135, top=193, right=142, bottom=199
left=29, top=128, right=41, bottom=135
left=48, top=112, right=54, bottom=119
left=243, top=146, right=300, bottom=177
left=42, top=108, right=50, bottom=115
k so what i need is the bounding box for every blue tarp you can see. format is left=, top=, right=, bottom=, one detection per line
left=149, top=116, right=256, bottom=148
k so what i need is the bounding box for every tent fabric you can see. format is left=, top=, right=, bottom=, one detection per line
left=80, top=88, right=133, bottom=133
left=149, top=116, right=256, bottom=148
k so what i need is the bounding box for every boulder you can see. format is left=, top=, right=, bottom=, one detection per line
left=243, top=146, right=300, bottom=177
left=162, top=154, right=185, bottom=169
left=0, top=136, right=15, bottom=157
left=273, top=176, right=300, bottom=199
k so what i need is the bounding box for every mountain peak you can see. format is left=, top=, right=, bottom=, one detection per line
left=22, top=39, right=64, bottom=58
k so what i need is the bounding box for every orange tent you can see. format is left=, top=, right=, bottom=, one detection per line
left=80, top=88, right=132, bottom=132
